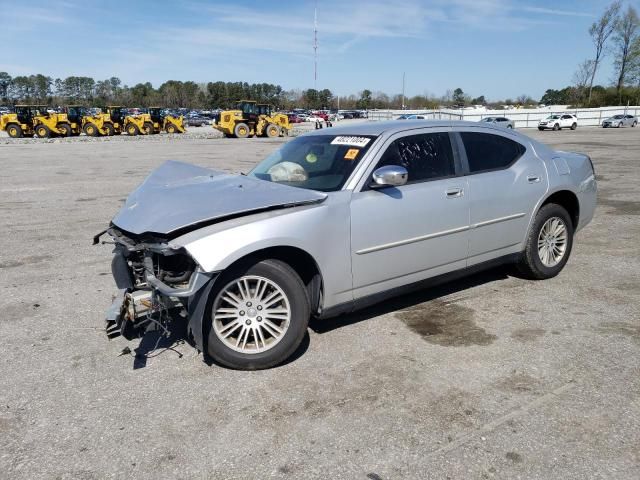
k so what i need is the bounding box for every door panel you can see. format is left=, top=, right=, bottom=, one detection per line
left=456, top=130, right=548, bottom=264
left=350, top=177, right=469, bottom=298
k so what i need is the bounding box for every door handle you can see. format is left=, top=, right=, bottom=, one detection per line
left=527, top=175, right=541, bottom=183
left=446, top=188, right=463, bottom=198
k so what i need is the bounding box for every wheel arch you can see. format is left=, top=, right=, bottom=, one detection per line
left=539, top=189, right=580, bottom=230
left=214, top=245, right=324, bottom=315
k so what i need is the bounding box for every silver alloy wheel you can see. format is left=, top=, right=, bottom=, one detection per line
left=212, top=275, right=291, bottom=354
left=537, top=217, right=568, bottom=267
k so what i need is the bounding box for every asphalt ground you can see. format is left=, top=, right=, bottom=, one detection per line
left=0, top=125, right=638, bottom=479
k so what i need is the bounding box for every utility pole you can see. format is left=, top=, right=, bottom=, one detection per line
left=314, top=2, right=318, bottom=90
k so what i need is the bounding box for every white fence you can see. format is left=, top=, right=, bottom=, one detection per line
left=367, top=106, right=640, bottom=128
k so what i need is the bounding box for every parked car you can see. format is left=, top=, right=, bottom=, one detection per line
left=398, top=114, right=427, bottom=120
left=287, top=114, right=304, bottom=124
left=185, top=116, right=209, bottom=127
left=100, top=120, right=597, bottom=370
left=480, top=117, right=514, bottom=129
left=602, top=114, right=637, bottom=128
left=538, top=114, right=578, bottom=131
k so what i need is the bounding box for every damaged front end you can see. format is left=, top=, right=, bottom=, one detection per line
left=100, top=227, right=217, bottom=350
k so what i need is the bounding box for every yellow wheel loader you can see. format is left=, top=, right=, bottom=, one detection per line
left=213, top=100, right=291, bottom=138
left=105, top=106, right=153, bottom=136
left=69, top=106, right=117, bottom=136
left=257, top=103, right=291, bottom=137
left=147, top=107, right=185, bottom=134
left=0, top=105, right=73, bottom=138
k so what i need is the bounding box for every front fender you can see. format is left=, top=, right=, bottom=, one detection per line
left=171, top=191, right=354, bottom=309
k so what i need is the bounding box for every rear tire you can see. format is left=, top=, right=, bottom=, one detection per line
left=143, top=122, right=153, bottom=135
left=83, top=123, right=99, bottom=137
left=7, top=124, right=22, bottom=138
left=516, top=203, right=574, bottom=280
left=570, top=123, right=577, bottom=130
left=35, top=125, right=51, bottom=138
left=126, top=123, right=139, bottom=136
left=58, top=123, right=72, bottom=137
left=103, top=123, right=115, bottom=136
left=205, top=259, right=310, bottom=370
left=234, top=122, right=250, bottom=138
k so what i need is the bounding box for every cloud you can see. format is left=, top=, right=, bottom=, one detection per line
left=520, top=6, right=595, bottom=18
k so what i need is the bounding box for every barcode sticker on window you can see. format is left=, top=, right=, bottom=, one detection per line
left=331, top=136, right=371, bottom=147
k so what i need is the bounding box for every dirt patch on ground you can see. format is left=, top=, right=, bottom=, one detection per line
left=594, top=322, right=640, bottom=345
left=0, top=255, right=52, bottom=269
left=598, top=198, right=640, bottom=215
left=511, top=328, right=546, bottom=342
left=397, top=299, right=496, bottom=346
left=493, top=373, right=541, bottom=393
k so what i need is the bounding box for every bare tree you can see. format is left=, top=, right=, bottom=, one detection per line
left=587, top=1, right=622, bottom=104
left=613, top=6, right=640, bottom=98
left=573, top=60, right=595, bottom=104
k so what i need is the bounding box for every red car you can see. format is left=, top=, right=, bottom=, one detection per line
left=312, top=111, right=328, bottom=121
left=287, top=114, right=304, bottom=124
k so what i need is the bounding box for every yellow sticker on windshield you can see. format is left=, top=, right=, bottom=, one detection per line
left=305, top=152, right=318, bottom=163
left=344, top=148, right=359, bottom=160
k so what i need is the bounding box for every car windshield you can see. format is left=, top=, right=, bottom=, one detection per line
left=248, top=134, right=377, bottom=192
left=482, top=118, right=495, bottom=122
left=613, top=115, right=624, bottom=119
left=548, top=115, right=561, bottom=119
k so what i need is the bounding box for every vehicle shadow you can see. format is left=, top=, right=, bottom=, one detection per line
left=309, top=265, right=513, bottom=334
left=131, top=316, right=189, bottom=370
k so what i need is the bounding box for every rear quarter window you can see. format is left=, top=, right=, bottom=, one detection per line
left=460, top=132, right=526, bottom=173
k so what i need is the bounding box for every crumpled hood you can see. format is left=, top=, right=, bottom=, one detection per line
left=112, top=160, right=327, bottom=236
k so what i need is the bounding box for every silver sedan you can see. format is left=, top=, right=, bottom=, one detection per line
left=602, top=114, right=637, bottom=128
left=100, top=120, right=597, bottom=369
left=480, top=116, right=514, bottom=129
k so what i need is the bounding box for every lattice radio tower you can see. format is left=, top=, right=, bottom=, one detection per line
left=314, top=2, right=318, bottom=90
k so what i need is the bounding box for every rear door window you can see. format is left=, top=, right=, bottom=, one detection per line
left=460, top=132, right=526, bottom=174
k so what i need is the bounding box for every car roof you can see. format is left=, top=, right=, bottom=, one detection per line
left=304, top=119, right=511, bottom=137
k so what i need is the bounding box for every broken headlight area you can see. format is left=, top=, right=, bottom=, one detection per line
left=104, top=227, right=200, bottom=340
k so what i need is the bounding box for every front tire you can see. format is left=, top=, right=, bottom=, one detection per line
left=234, top=122, right=250, bottom=138
left=553, top=123, right=560, bottom=131
left=206, top=259, right=310, bottom=370
left=516, top=203, right=574, bottom=280
left=265, top=123, right=280, bottom=138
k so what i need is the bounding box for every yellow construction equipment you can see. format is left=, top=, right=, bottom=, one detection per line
left=257, top=103, right=291, bottom=136
left=147, top=107, right=185, bottom=133
left=104, top=106, right=153, bottom=136
left=0, top=105, right=73, bottom=138
left=213, top=100, right=291, bottom=138
left=73, top=106, right=118, bottom=136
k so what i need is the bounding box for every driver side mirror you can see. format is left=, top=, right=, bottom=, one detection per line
left=370, top=165, right=408, bottom=188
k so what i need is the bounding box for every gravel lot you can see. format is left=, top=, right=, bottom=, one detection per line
left=0, top=125, right=638, bottom=479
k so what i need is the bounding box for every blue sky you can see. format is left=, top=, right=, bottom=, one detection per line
left=1, top=0, right=638, bottom=100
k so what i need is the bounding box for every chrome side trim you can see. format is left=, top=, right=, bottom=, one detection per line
left=355, top=225, right=470, bottom=255
left=471, top=212, right=526, bottom=229
left=355, top=213, right=526, bottom=256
